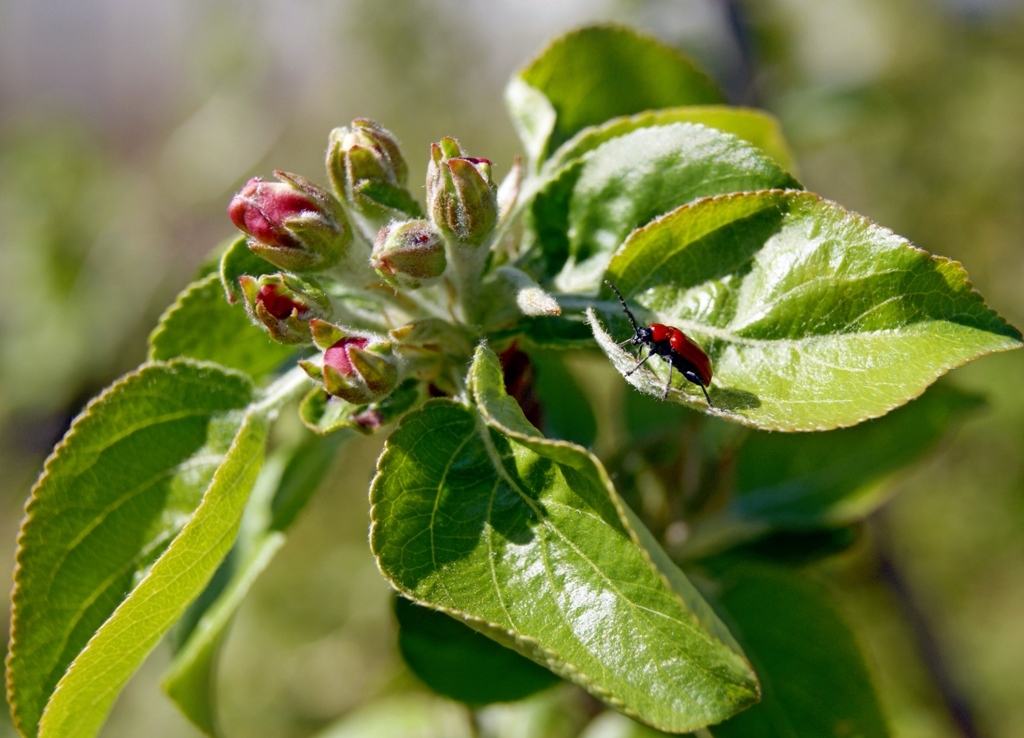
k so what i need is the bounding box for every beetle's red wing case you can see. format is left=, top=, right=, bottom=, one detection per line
left=668, top=330, right=713, bottom=386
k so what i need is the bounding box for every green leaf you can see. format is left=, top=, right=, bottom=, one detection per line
left=682, top=383, right=981, bottom=558
left=506, top=25, right=721, bottom=166
left=370, top=345, right=758, bottom=733
left=8, top=361, right=268, bottom=738
left=729, top=526, right=863, bottom=568
left=164, top=535, right=282, bottom=738
left=298, top=378, right=426, bottom=436
left=708, top=563, right=888, bottom=738
left=532, top=124, right=800, bottom=292
left=269, top=431, right=348, bottom=532
left=149, top=273, right=296, bottom=379
left=500, top=313, right=598, bottom=349
left=298, top=388, right=361, bottom=434
left=395, top=595, right=561, bottom=705
left=530, top=350, right=597, bottom=447
left=592, top=190, right=1022, bottom=430
left=547, top=106, right=798, bottom=176
left=719, top=383, right=981, bottom=539
left=163, top=432, right=346, bottom=736
left=219, top=235, right=277, bottom=304
left=355, top=179, right=425, bottom=218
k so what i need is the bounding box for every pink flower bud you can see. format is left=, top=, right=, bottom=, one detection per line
left=229, top=178, right=313, bottom=249
left=300, top=320, right=401, bottom=404
left=228, top=171, right=351, bottom=272
left=239, top=273, right=331, bottom=344
left=371, top=219, right=447, bottom=290
left=257, top=284, right=305, bottom=319
left=324, top=337, right=370, bottom=377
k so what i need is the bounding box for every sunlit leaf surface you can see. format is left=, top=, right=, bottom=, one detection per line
left=149, top=273, right=295, bottom=380
left=9, top=361, right=267, bottom=738
left=547, top=106, right=798, bottom=176
left=370, top=346, right=757, bottom=733
left=506, top=25, right=721, bottom=166
left=591, top=190, right=1021, bottom=430
left=531, top=123, right=799, bottom=292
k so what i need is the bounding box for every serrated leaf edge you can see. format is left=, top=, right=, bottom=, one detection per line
left=598, top=189, right=1022, bottom=431
left=147, top=273, right=226, bottom=361
left=369, top=355, right=758, bottom=732
left=6, top=359, right=256, bottom=738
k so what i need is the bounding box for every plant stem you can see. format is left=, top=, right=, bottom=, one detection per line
left=449, top=244, right=488, bottom=324
left=467, top=707, right=483, bottom=738
left=718, top=0, right=760, bottom=106
left=253, top=365, right=313, bottom=415
left=873, top=515, right=985, bottom=738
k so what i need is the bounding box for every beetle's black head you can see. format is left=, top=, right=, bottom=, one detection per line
left=633, top=325, right=652, bottom=346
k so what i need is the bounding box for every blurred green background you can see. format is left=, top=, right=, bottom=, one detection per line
left=2, top=0, right=1023, bottom=736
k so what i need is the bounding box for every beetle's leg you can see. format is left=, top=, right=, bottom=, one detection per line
left=625, top=348, right=651, bottom=376
left=699, top=382, right=712, bottom=407
left=662, top=362, right=673, bottom=400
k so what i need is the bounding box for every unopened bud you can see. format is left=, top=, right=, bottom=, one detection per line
left=389, top=318, right=472, bottom=357
left=371, top=220, right=447, bottom=290
left=228, top=171, right=351, bottom=272
left=300, top=320, right=400, bottom=404
left=426, top=137, right=498, bottom=246
left=389, top=318, right=473, bottom=386
left=239, top=273, right=330, bottom=344
left=326, top=119, right=420, bottom=219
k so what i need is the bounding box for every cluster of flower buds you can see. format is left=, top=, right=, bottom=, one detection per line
left=238, top=273, right=330, bottom=344
left=228, top=171, right=351, bottom=272
left=300, top=320, right=401, bottom=404
left=370, top=219, right=447, bottom=290
left=426, top=137, right=498, bottom=247
left=326, top=119, right=420, bottom=221
left=227, top=120, right=509, bottom=416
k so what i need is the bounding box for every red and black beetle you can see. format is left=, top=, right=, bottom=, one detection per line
left=604, top=280, right=713, bottom=406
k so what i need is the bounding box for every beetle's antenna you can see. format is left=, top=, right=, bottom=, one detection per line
left=604, top=280, right=640, bottom=335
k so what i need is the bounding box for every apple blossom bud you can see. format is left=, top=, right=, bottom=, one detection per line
left=326, top=119, right=420, bottom=219
left=371, top=219, right=447, bottom=290
left=238, top=273, right=330, bottom=344
left=426, top=137, right=498, bottom=246
left=228, top=171, right=351, bottom=272
left=299, top=320, right=400, bottom=404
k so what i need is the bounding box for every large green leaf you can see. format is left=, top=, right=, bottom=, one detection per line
left=8, top=361, right=268, bottom=738
left=708, top=563, right=888, bottom=738
left=506, top=25, right=721, bottom=166
left=546, top=106, right=798, bottom=176
left=149, top=273, right=296, bottom=379
left=531, top=124, right=800, bottom=292
left=685, top=383, right=983, bottom=556
left=163, top=432, right=346, bottom=736
left=394, top=595, right=561, bottom=705
left=591, top=190, right=1021, bottom=430
left=370, top=346, right=758, bottom=733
